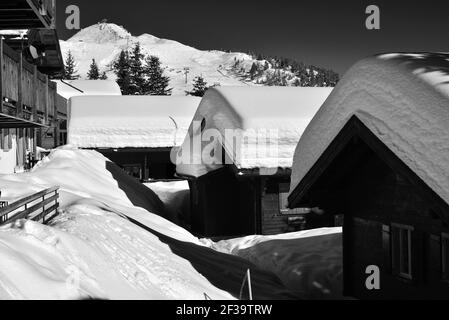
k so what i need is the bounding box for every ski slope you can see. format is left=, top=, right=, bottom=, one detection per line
left=60, top=23, right=257, bottom=95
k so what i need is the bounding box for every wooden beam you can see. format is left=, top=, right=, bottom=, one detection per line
left=44, top=75, right=48, bottom=124
left=53, top=81, right=58, bottom=146
left=32, top=65, right=37, bottom=122
left=17, top=51, right=22, bottom=117
left=25, top=0, right=51, bottom=29
left=0, top=39, right=3, bottom=114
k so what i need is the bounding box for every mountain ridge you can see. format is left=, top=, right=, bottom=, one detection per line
left=60, top=22, right=338, bottom=95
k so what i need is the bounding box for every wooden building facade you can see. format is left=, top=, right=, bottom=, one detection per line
left=289, top=116, right=449, bottom=299
left=187, top=166, right=306, bottom=238
left=287, top=54, right=449, bottom=299
left=175, top=87, right=332, bottom=238
left=67, top=95, right=200, bottom=181
left=96, top=147, right=176, bottom=181
left=0, top=0, right=63, bottom=173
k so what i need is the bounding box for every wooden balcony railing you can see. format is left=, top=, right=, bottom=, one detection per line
left=0, top=38, right=57, bottom=126
left=0, top=0, right=56, bottom=30
left=0, top=186, right=59, bottom=225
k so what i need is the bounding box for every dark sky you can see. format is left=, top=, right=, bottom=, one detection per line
left=56, top=0, right=449, bottom=75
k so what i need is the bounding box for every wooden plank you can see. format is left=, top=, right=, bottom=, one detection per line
left=32, top=65, right=37, bottom=121
left=17, top=52, right=22, bottom=117
left=0, top=39, right=3, bottom=113
left=44, top=75, right=48, bottom=124
left=21, top=67, right=34, bottom=109
left=21, top=58, right=34, bottom=73
left=1, top=42, right=19, bottom=62
left=2, top=54, right=19, bottom=103
left=31, top=202, right=58, bottom=222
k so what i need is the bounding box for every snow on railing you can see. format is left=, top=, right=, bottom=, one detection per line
left=0, top=186, right=60, bottom=225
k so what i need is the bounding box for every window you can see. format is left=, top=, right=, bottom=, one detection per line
left=278, top=183, right=310, bottom=215
left=278, top=185, right=290, bottom=214
left=442, top=233, right=449, bottom=281
left=391, top=223, right=414, bottom=280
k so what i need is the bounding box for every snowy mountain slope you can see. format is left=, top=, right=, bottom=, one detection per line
left=60, top=23, right=337, bottom=95
left=60, top=23, right=255, bottom=95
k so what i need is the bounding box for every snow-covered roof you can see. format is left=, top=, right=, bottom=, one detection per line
left=176, top=86, right=333, bottom=177
left=289, top=53, right=449, bottom=205
left=68, top=95, right=201, bottom=149
left=55, top=80, right=122, bottom=100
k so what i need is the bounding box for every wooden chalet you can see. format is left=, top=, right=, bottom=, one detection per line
left=67, top=95, right=200, bottom=181
left=288, top=54, right=449, bottom=299
left=175, top=86, right=332, bottom=238
left=0, top=0, right=64, bottom=173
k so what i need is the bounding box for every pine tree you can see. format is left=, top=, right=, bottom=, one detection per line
left=129, top=43, right=146, bottom=94
left=113, top=50, right=132, bottom=94
left=99, top=71, right=108, bottom=80
left=63, top=51, right=80, bottom=80
left=185, top=76, right=208, bottom=97
left=87, top=59, right=100, bottom=79
left=249, top=62, right=258, bottom=80
left=143, top=55, right=172, bottom=96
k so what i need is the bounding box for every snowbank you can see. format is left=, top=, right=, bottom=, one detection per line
left=68, top=95, right=200, bottom=149
left=206, top=227, right=343, bottom=299
left=0, top=147, right=234, bottom=299
left=290, top=54, right=449, bottom=205
left=176, top=86, right=332, bottom=177
left=0, top=148, right=306, bottom=299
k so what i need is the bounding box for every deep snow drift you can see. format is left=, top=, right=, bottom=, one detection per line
left=205, top=227, right=343, bottom=299
left=67, top=95, right=200, bottom=148
left=0, top=147, right=233, bottom=299
left=0, top=148, right=344, bottom=299
left=176, top=86, right=332, bottom=177
left=290, top=54, right=449, bottom=205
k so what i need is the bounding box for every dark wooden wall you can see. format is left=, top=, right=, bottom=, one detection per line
left=261, top=177, right=290, bottom=235
left=98, top=149, right=176, bottom=181
left=305, top=136, right=449, bottom=299
left=189, top=167, right=258, bottom=238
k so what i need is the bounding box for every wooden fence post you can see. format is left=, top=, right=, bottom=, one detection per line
left=53, top=82, right=58, bottom=146
left=44, top=76, right=49, bottom=124
left=17, top=52, right=23, bottom=117
left=32, top=66, right=38, bottom=122
left=0, top=39, right=3, bottom=114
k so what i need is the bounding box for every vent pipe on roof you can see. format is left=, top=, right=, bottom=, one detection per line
left=169, top=116, right=178, bottom=146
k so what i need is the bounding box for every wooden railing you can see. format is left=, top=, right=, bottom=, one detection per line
left=0, top=39, right=57, bottom=125
left=0, top=186, right=59, bottom=225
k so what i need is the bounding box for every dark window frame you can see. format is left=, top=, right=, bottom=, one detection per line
left=442, top=233, right=449, bottom=281
left=391, top=223, right=414, bottom=280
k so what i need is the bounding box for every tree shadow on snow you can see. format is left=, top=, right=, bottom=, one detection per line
left=381, top=52, right=449, bottom=87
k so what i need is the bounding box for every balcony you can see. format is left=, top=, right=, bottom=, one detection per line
left=0, top=38, right=56, bottom=129
left=0, top=0, right=56, bottom=30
